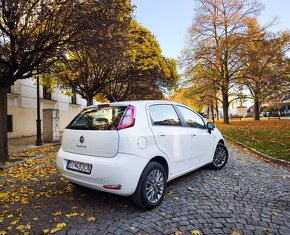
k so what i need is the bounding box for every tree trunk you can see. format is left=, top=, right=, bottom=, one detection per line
left=222, top=92, right=230, bottom=124
left=86, top=97, right=92, bottom=107
left=207, top=105, right=210, bottom=119
left=0, top=87, right=9, bottom=162
left=215, top=98, right=219, bottom=120
left=254, top=100, right=260, bottom=121
left=211, top=104, right=215, bottom=123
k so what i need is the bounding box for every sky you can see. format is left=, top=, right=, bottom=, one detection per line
left=132, top=0, right=290, bottom=60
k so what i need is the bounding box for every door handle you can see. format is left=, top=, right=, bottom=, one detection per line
left=192, top=134, right=197, bottom=137
left=157, top=132, right=166, bottom=137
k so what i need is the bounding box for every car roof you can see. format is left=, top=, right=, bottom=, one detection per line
left=87, top=100, right=182, bottom=108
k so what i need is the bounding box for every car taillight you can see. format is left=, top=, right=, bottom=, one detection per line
left=117, top=105, right=135, bottom=130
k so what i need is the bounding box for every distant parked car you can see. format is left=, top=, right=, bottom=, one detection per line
left=56, top=100, right=228, bottom=210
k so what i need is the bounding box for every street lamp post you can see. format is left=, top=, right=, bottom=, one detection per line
left=36, top=75, right=43, bottom=146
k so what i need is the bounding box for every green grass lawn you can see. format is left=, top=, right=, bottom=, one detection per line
left=216, top=119, right=290, bottom=161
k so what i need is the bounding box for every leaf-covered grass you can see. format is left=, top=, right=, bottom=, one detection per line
left=216, top=119, right=290, bottom=161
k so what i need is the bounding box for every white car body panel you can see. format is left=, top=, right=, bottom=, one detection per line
left=188, top=127, right=214, bottom=166
left=149, top=125, right=191, bottom=174
left=57, top=148, right=148, bottom=196
left=61, top=129, right=119, bottom=158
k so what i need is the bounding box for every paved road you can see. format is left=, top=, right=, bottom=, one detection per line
left=0, top=144, right=289, bottom=234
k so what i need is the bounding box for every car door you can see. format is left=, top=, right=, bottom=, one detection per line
left=176, top=105, right=214, bottom=167
left=148, top=104, right=192, bottom=175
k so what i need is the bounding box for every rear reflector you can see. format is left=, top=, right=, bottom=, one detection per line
left=117, top=105, right=135, bottom=130
left=103, top=185, right=122, bottom=190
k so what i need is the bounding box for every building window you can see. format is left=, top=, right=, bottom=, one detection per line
left=7, top=115, right=13, bottom=132
left=71, top=89, right=77, bottom=104
left=43, top=85, right=52, bottom=100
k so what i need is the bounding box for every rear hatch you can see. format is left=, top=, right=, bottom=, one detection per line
left=61, top=105, right=127, bottom=158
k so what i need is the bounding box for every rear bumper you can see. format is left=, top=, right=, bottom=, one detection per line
left=56, top=148, right=148, bottom=196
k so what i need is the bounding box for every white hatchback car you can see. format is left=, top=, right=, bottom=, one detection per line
left=56, top=100, right=228, bottom=210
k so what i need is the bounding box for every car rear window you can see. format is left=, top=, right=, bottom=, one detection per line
left=67, top=106, right=127, bottom=130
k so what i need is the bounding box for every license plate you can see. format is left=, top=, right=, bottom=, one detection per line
left=66, top=160, right=92, bottom=174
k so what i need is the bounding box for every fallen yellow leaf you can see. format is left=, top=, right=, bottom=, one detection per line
left=191, top=230, right=200, bottom=235
left=10, top=219, right=19, bottom=225
left=231, top=231, right=241, bottom=235
left=21, top=198, right=29, bottom=205
left=50, top=227, right=61, bottom=234
left=56, top=223, right=66, bottom=228
left=43, top=229, right=50, bottom=234
left=87, top=217, right=96, bottom=222
left=65, top=212, right=79, bottom=218
left=50, top=223, right=66, bottom=234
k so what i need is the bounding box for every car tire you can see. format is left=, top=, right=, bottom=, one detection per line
left=132, top=162, right=167, bottom=210
left=209, top=143, right=228, bottom=170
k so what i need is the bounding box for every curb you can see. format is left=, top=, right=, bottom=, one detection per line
left=9, top=142, right=60, bottom=155
left=0, top=155, right=45, bottom=170
left=224, top=135, right=290, bottom=167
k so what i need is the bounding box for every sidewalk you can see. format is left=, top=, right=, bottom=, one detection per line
left=8, top=136, right=60, bottom=155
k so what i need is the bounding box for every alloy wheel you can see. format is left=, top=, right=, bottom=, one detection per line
left=213, top=146, right=227, bottom=168
left=145, top=169, right=165, bottom=204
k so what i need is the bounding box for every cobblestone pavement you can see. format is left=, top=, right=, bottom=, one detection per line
left=0, top=144, right=289, bottom=235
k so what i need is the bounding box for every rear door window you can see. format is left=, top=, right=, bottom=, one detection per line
left=177, top=106, right=206, bottom=129
left=149, top=104, right=181, bottom=126
left=67, top=106, right=127, bottom=130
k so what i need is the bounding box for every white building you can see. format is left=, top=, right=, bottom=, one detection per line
left=7, top=78, right=91, bottom=139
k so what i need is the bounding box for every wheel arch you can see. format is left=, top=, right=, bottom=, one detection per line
left=149, top=156, right=169, bottom=179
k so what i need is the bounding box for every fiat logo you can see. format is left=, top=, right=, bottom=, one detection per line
left=79, top=136, right=85, bottom=143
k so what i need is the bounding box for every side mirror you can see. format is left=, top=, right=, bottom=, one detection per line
left=207, top=122, right=215, bottom=134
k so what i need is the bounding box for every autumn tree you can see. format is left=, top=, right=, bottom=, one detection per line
left=0, top=0, right=79, bottom=162
left=171, top=88, right=205, bottom=113
left=43, top=0, right=133, bottom=106
left=181, top=0, right=262, bottom=124
left=240, top=18, right=290, bottom=120
left=101, top=21, right=179, bottom=101
left=178, top=67, right=221, bottom=121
